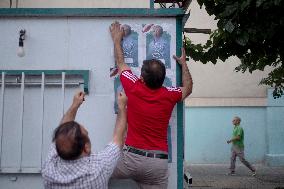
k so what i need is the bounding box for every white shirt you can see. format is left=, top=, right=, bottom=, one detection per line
left=42, top=142, right=120, bottom=189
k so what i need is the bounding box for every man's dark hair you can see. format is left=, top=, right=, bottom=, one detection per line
left=141, top=59, right=166, bottom=89
left=53, top=121, right=88, bottom=160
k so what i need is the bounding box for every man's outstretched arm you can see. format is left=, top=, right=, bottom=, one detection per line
left=60, top=91, right=85, bottom=124
left=173, top=48, right=193, bottom=101
left=44, top=91, right=85, bottom=164
left=109, top=21, right=130, bottom=74
left=112, top=92, right=128, bottom=149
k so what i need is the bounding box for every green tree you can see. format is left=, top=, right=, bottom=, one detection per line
left=186, top=0, right=284, bottom=98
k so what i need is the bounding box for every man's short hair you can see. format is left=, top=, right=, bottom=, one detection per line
left=234, top=116, right=241, bottom=122
left=141, top=59, right=166, bottom=89
left=53, top=121, right=88, bottom=160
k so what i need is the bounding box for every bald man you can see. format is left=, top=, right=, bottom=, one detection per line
left=227, top=116, right=256, bottom=176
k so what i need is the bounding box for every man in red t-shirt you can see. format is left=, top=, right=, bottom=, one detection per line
left=110, top=21, right=193, bottom=188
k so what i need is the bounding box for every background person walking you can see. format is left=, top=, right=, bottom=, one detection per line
left=227, top=116, right=256, bottom=176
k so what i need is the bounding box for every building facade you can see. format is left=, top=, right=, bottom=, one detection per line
left=184, top=1, right=284, bottom=166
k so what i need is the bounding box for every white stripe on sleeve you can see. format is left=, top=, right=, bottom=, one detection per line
left=122, top=71, right=138, bottom=83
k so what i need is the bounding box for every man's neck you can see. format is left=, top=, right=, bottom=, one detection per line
left=80, top=151, right=90, bottom=158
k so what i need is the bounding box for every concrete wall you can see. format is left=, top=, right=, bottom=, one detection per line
left=185, top=107, right=267, bottom=164
left=185, top=91, right=284, bottom=166
left=0, top=17, right=179, bottom=188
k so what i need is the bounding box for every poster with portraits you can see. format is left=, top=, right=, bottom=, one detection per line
left=110, top=23, right=175, bottom=114
left=145, top=24, right=171, bottom=69
left=121, top=24, right=139, bottom=67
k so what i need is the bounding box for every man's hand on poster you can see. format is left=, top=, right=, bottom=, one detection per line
left=110, top=21, right=124, bottom=43
left=173, top=47, right=186, bottom=65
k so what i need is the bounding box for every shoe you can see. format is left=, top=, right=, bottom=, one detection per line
left=252, top=171, right=256, bottom=176
left=227, top=171, right=236, bottom=176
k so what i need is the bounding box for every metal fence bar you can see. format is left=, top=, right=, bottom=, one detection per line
left=40, top=72, right=45, bottom=170
left=0, top=72, right=5, bottom=171
left=61, top=72, right=65, bottom=117
left=2, top=82, right=83, bottom=86
left=0, top=70, right=88, bottom=173
left=0, top=70, right=90, bottom=94
left=19, top=72, right=25, bottom=172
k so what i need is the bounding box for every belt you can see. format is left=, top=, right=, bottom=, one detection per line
left=124, top=146, right=168, bottom=159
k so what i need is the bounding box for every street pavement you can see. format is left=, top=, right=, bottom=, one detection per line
left=185, top=164, right=284, bottom=189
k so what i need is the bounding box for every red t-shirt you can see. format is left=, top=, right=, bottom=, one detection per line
left=120, top=70, right=182, bottom=152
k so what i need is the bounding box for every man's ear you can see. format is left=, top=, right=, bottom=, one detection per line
left=84, top=143, right=91, bottom=155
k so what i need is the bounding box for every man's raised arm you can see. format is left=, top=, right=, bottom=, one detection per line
left=173, top=48, right=193, bottom=101
left=60, top=91, right=85, bottom=124
left=112, top=92, right=128, bottom=149
left=109, top=21, right=130, bottom=74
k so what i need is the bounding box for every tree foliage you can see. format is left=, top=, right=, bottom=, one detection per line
left=186, top=0, right=284, bottom=98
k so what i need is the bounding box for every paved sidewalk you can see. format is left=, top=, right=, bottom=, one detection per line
left=185, top=164, right=284, bottom=189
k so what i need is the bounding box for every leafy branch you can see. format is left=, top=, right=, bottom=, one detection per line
left=186, top=0, right=284, bottom=98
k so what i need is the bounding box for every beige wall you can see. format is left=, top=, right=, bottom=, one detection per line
left=185, top=0, right=270, bottom=106
left=0, top=0, right=149, bottom=8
